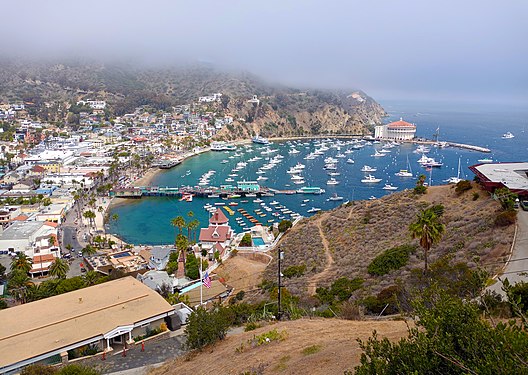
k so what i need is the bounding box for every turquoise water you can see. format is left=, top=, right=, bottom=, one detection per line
left=108, top=100, right=528, bottom=245
left=252, top=237, right=266, bottom=246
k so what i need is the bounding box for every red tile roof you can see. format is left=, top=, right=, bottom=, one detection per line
left=387, top=118, right=416, bottom=129
left=44, top=221, right=58, bottom=228
left=209, top=209, right=229, bottom=225
left=32, top=254, right=56, bottom=263
left=199, top=226, right=231, bottom=242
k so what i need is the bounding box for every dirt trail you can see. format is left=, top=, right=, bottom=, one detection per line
left=307, top=213, right=335, bottom=295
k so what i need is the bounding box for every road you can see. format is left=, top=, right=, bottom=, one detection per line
left=488, top=209, right=528, bottom=297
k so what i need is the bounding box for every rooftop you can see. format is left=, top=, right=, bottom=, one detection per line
left=0, top=221, right=44, bottom=240
left=471, top=162, right=528, bottom=192
left=0, top=277, right=173, bottom=369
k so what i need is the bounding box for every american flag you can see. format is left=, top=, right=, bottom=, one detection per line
left=203, top=271, right=212, bottom=288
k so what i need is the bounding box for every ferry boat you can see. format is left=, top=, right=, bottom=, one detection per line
left=297, top=186, right=325, bottom=195
left=502, top=132, right=514, bottom=139
left=252, top=135, right=270, bottom=145
left=361, top=175, right=382, bottom=183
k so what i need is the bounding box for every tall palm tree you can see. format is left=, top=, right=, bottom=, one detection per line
left=81, top=244, right=97, bottom=257
left=7, top=269, right=34, bottom=304
left=49, top=258, right=69, bottom=279
left=409, top=208, right=445, bottom=272
left=83, top=270, right=100, bottom=286
left=111, top=213, right=121, bottom=248
left=10, top=253, right=32, bottom=273
left=188, top=219, right=200, bottom=244
left=83, top=210, right=96, bottom=234
left=171, top=216, right=186, bottom=236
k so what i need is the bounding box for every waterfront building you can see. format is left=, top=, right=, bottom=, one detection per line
left=198, top=209, right=233, bottom=259
left=0, top=277, right=174, bottom=374
left=374, top=118, right=416, bottom=140
left=237, top=180, right=260, bottom=192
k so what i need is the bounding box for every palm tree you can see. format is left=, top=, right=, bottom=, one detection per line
left=171, top=216, right=186, bottom=236
left=83, top=210, right=96, bottom=233
left=81, top=244, right=97, bottom=257
left=188, top=219, right=200, bottom=244
left=7, top=269, right=34, bottom=304
left=49, top=258, right=69, bottom=279
left=83, top=270, right=100, bottom=286
left=111, top=213, right=121, bottom=248
left=10, top=253, right=32, bottom=274
left=409, top=208, right=445, bottom=272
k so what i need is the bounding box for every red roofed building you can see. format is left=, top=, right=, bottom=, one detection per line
left=30, top=254, right=56, bottom=276
left=375, top=118, right=416, bottom=140
left=198, top=208, right=233, bottom=259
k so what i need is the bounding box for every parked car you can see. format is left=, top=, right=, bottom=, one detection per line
left=521, top=200, right=528, bottom=211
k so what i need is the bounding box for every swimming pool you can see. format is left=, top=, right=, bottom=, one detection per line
left=113, top=252, right=132, bottom=258
left=252, top=237, right=266, bottom=246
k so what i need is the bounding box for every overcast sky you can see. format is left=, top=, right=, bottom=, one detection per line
left=3, top=0, right=527, bottom=102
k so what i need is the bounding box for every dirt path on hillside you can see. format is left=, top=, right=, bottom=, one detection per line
left=307, top=213, right=335, bottom=295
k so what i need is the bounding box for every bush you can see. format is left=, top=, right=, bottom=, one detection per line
left=278, top=220, right=293, bottom=233
left=362, top=286, right=401, bottom=315
left=472, top=192, right=480, bottom=201
left=508, top=281, right=528, bottom=314
left=244, top=321, right=261, bottom=331
left=283, top=264, right=306, bottom=278
left=185, top=253, right=199, bottom=280
left=367, top=244, right=416, bottom=276
left=239, top=233, right=252, bottom=247
left=339, top=301, right=362, bottom=320
left=455, top=180, right=472, bottom=194
left=413, top=185, right=427, bottom=195
left=185, top=307, right=232, bottom=350
left=494, top=209, right=517, bottom=227
left=316, top=277, right=364, bottom=304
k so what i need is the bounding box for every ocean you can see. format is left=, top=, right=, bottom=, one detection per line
left=108, top=100, right=528, bottom=245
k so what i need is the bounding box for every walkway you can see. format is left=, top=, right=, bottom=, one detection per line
left=83, top=335, right=186, bottom=374
left=307, top=213, right=335, bottom=295
left=488, top=209, right=528, bottom=297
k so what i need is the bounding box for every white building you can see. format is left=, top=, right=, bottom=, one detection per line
left=77, top=100, right=107, bottom=110
left=0, top=221, right=58, bottom=258
left=375, top=118, right=416, bottom=141
left=198, top=93, right=222, bottom=103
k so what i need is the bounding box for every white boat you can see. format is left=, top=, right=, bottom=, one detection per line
left=346, top=158, right=355, bottom=164
left=307, top=207, right=321, bottom=213
left=478, top=158, right=493, bottom=163
left=254, top=198, right=263, bottom=203
left=225, top=177, right=234, bottom=182
left=270, top=200, right=279, bottom=205
left=328, top=193, right=344, bottom=201
left=371, top=150, right=385, bottom=157
left=368, top=196, right=377, bottom=200
left=445, top=157, right=463, bottom=184
left=291, top=175, right=304, bottom=180
left=395, top=156, right=413, bottom=177
left=221, top=160, right=229, bottom=164
left=288, top=148, right=300, bottom=154
left=326, top=178, right=340, bottom=185
left=257, top=176, right=268, bottom=181
left=361, top=174, right=382, bottom=183
left=502, top=132, right=514, bottom=139
left=361, top=165, right=377, bottom=172
left=292, top=180, right=305, bottom=185
left=328, top=172, right=341, bottom=176
left=382, top=183, right=398, bottom=190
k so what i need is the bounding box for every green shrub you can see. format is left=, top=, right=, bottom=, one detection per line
left=302, top=344, right=322, bottom=355
left=413, top=185, right=427, bottom=195
left=472, top=192, right=480, bottom=201
left=253, top=329, right=287, bottom=345
left=316, top=277, right=364, bottom=304
left=239, top=233, right=252, bottom=247
left=367, top=244, right=416, bottom=276
left=455, top=180, right=472, bottom=194
left=244, top=322, right=261, bottom=331
left=283, top=264, right=306, bottom=278
left=278, top=220, right=293, bottom=233
left=508, top=281, right=528, bottom=314
left=362, top=285, right=401, bottom=315
left=185, top=307, right=232, bottom=350
left=494, top=209, right=517, bottom=227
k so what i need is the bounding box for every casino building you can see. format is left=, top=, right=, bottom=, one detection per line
left=375, top=118, right=417, bottom=141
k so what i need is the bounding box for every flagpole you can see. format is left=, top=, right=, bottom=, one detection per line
left=200, top=253, right=203, bottom=306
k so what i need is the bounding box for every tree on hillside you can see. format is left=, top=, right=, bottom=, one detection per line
left=49, top=258, right=69, bottom=279
left=185, top=252, right=200, bottom=280
left=10, top=252, right=32, bottom=273
left=409, top=208, right=445, bottom=272
left=353, top=287, right=528, bottom=374
left=185, top=306, right=232, bottom=350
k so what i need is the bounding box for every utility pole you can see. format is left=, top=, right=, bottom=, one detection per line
left=277, top=247, right=283, bottom=320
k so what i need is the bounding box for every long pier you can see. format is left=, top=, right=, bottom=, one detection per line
left=111, top=185, right=275, bottom=199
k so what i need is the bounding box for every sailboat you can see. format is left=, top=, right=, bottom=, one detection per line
left=395, top=155, right=413, bottom=177
left=445, top=157, right=463, bottom=184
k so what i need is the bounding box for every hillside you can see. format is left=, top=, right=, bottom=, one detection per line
left=0, top=60, right=385, bottom=137
left=150, top=318, right=409, bottom=375
left=262, top=183, right=514, bottom=299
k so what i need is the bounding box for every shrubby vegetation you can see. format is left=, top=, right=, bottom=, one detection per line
left=367, top=244, right=416, bottom=276
left=239, top=233, right=252, bottom=247
left=21, top=364, right=100, bottom=375
left=283, top=264, right=306, bottom=278
left=454, top=179, right=472, bottom=194
left=278, top=219, right=293, bottom=233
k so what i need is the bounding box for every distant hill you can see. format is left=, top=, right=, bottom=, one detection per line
left=0, top=60, right=385, bottom=138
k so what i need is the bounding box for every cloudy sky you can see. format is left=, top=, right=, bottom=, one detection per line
left=3, top=0, right=527, bottom=101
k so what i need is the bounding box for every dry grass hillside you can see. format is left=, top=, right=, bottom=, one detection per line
left=264, top=183, right=514, bottom=298
left=150, top=318, right=409, bottom=375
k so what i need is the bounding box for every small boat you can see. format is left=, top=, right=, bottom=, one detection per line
left=326, top=178, right=340, bottom=185
left=368, top=196, right=377, bottom=200
left=228, top=202, right=239, bottom=206
left=254, top=198, right=263, bottom=203
left=221, top=160, right=229, bottom=164
left=478, top=158, right=493, bottom=163
left=307, top=207, right=321, bottom=213
left=257, top=176, right=268, bottom=181
left=225, top=178, right=234, bottom=182
left=292, top=180, right=305, bottom=185
left=361, top=165, right=377, bottom=172
left=502, top=132, right=514, bottom=139
left=328, top=193, right=344, bottom=201
left=302, top=199, right=310, bottom=203
left=371, top=150, right=385, bottom=157
left=382, top=183, right=398, bottom=190
left=328, top=172, right=341, bottom=176
left=270, top=200, right=279, bottom=205
left=361, top=175, right=382, bottom=183
left=228, top=194, right=241, bottom=199
left=346, top=158, right=355, bottom=164
left=395, top=169, right=413, bottom=177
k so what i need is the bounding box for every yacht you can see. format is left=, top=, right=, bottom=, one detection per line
left=326, top=178, right=340, bottom=185
left=361, top=174, right=382, bottom=183
left=328, top=172, right=341, bottom=176
left=307, top=207, right=321, bottom=213
left=502, top=132, right=514, bottom=139
left=252, top=135, right=270, bottom=145
left=254, top=198, right=264, bottom=203
left=288, top=148, right=300, bottom=154
left=291, top=174, right=304, bottom=180
left=445, top=157, right=463, bottom=184
left=257, top=176, right=268, bottom=181
left=328, top=193, right=344, bottom=201
left=346, top=158, right=355, bottom=164
left=292, top=180, right=305, bottom=185
left=371, top=150, right=385, bottom=157
left=225, top=177, right=234, bottom=182
left=478, top=158, right=493, bottom=163
left=368, top=196, right=377, bottom=200
left=382, top=183, right=398, bottom=190
left=395, top=169, right=413, bottom=177
left=221, top=160, right=229, bottom=164
left=361, top=165, right=377, bottom=172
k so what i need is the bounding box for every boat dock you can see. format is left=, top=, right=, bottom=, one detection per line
left=413, top=139, right=491, bottom=153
